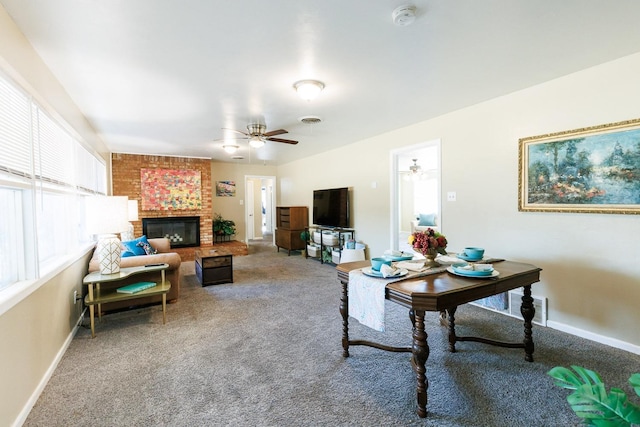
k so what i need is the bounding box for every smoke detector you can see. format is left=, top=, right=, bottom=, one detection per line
left=298, top=115, right=322, bottom=124
left=392, top=5, right=417, bottom=26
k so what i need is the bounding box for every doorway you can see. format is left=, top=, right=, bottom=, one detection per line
left=245, top=175, right=276, bottom=246
left=390, top=140, right=441, bottom=252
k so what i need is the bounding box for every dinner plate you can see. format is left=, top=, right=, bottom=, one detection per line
left=361, top=267, right=409, bottom=278
left=384, top=254, right=414, bottom=261
left=447, top=266, right=499, bottom=278
left=457, top=253, right=484, bottom=262
left=452, top=265, right=494, bottom=276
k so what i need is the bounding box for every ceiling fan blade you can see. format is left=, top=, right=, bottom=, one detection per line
left=221, top=127, right=249, bottom=136
left=264, top=129, right=288, bottom=137
left=267, top=137, right=298, bottom=145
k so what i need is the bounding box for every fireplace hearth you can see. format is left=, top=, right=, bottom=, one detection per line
left=142, top=216, right=200, bottom=248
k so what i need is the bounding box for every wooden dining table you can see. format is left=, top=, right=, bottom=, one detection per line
left=336, top=260, right=542, bottom=418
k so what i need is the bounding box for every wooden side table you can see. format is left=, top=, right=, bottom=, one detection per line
left=195, top=248, right=233, bottom=286
left=82, top=264, right=171, bottom=338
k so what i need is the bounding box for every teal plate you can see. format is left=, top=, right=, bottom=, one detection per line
left=447, top=266, right=499, bottom=278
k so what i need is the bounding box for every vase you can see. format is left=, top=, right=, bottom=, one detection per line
left=423, top=249, right=439, bottom=268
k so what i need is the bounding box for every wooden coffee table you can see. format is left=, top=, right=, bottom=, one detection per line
left=195, top=248, right=233, bottom=286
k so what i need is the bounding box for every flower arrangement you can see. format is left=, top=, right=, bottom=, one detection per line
left=408, top=228, right=448, bottom=257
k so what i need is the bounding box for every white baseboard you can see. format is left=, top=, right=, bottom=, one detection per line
left=12, top=310, right=85, bottom=427
left=547, top=320, right=640, bottom=355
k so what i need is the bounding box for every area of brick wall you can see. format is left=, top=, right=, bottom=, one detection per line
left=111, top=153, right=213, bottom=260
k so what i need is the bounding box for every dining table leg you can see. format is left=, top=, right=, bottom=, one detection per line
left=412, top=309, right=429, bottom=418
left=340, top=279, right=350, bottom=357
left=521, top=285, right=535, bottom=362
left=446, top=306, right=458, bottom=352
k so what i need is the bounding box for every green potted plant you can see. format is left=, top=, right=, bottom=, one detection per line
left=213, top=213, right=236, bottom=241
left=548, top=365, right=640, bottom=426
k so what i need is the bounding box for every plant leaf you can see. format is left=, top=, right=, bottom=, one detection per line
left=631, top=373, right=640, bottom=398
left=549, top=366, right=640, bottom=426
left=548, top=366, right=583, bottom=390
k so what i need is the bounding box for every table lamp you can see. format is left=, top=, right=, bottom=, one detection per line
left=120, top=199, right=139, bottom=242
left=85, top=196, right=130, bottom=274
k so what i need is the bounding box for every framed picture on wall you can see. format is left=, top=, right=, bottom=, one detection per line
left=216, top=180, right=236, bottom=197
left=519, top=118, right=640, bottom=214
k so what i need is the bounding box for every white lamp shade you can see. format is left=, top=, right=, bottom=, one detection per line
left=85, top=196, right=130, bottom=235
left=128, top=200, right=139, bottom=221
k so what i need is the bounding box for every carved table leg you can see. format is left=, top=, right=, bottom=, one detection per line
left=521, top=285, right=535, bottom=362
left=446, top=306, right=458, bottom=353
left=411, top=310, right=429, bottom=418
left=340, top=279, right=350, bottom=357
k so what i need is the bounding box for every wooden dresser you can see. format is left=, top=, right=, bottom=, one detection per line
left=275, top=206, right=308, bottom=255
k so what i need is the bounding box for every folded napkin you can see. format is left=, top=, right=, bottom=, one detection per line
left=436, top=255, right=461, bottom=265
left=456, top=263, right=493, bottom=272
left=379, top=263, right=402, bottom=278
left=395, top=261, right=429, bottom=272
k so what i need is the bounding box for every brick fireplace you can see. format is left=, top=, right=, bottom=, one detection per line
left=112, top=153, right=213, bottom=260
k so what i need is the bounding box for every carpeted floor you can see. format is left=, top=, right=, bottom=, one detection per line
left=23, top=241, right=639, bottom=426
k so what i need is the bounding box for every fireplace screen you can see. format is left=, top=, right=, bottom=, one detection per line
left=142, top=217, right=200, bottom=248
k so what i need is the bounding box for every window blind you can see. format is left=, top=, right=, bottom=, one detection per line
left=0, top=74, right=32, bottom=178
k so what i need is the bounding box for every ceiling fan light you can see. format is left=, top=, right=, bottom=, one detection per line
left=293, top=79, right=324, bottom=101
left=249, top=136, right=265, bottom=148
left=222, top=144, right=239, bottom=154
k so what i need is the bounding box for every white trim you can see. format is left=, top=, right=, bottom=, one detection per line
left=547, top=320, right=640, bottom=355
left=11, top=311, right=84, bottom=427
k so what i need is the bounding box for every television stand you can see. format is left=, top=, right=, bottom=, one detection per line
left=305, top=225, right=355, bottom=264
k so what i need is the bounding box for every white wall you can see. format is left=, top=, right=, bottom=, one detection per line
left=278, top=52, right=640, bottom=352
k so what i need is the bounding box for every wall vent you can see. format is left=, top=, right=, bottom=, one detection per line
left=471, top=291, right=547, bottom=327
left=508, top=291, right=547, bottom=326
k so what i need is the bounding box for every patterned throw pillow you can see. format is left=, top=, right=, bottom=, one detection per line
left=136, top=241, right=157, bottom=255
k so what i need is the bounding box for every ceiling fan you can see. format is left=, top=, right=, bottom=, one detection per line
left=222, top=123, right=298, bottom=149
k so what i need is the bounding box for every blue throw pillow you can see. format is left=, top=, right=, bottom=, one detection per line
left=121, top=250, right=136, bottom=258
left=417, top=213, right=436, bottom=227
left=121, top=235, right=151, bottom=256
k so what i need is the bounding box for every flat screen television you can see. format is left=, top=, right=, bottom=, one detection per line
left=313, top=187, right=350, bottom=228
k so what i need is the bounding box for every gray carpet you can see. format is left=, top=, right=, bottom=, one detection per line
left=24, top=242, right=639, bottom=426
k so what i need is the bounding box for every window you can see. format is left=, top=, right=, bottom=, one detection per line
left=0, top=68, right=106, bottom=295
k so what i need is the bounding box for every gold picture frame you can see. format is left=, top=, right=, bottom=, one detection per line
left=518, top=118, right=640, bottom=214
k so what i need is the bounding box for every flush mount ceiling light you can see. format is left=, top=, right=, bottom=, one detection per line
left=293, top=80, right=325, bottom=101
left=248, top=135, right=265, bottom=148
left=222, top=144, right=239, bottom=154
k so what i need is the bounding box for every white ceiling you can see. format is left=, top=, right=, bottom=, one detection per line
left=3, top=0, right=640, bottom=165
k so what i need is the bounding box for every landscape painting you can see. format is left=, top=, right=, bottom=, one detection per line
left=519, top=119, right=640, bottom=214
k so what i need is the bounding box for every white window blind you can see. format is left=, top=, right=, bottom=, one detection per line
left=0, top=74, right=32, bottom=178
left=34, top=108, right=75, bottom=187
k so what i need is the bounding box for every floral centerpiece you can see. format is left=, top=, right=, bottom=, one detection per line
left=408, top=228, right=448, bottom=267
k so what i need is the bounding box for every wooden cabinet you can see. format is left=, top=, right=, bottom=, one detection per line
left=275, top=206, right=308, bottom=255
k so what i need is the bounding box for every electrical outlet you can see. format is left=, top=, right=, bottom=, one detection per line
left=447, top=191, right=457, bottom=201
left=73, top=290, right=78, bottom=305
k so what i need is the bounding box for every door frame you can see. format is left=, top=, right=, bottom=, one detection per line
left=390, top=139, right=441, bottom=250
left=244, top=175, right=276, bottom=244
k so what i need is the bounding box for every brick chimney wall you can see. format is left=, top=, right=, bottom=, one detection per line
left=111, top=153, right=212, bottom=260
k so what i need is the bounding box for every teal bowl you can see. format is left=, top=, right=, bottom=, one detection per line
left=371, top=257, right=392, bottom=271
